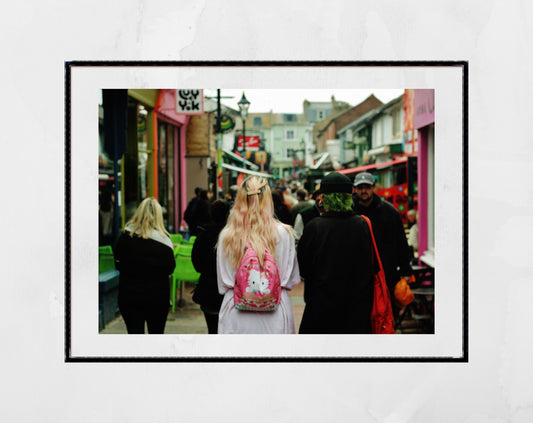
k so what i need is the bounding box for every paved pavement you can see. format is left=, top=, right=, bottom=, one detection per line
left=99, top=280, right=429, bottom=334
left=99, top=280, right=306, bottom=334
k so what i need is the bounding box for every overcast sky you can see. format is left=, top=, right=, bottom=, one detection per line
left=203, top=89, right=405, bottom=114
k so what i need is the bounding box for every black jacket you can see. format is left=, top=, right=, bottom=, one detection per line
left=352, top=193, right=412, bottom=295
left=184, top=198, right=210, bottom=236
left=297, top=211, right=374, bottom=334
left=191, top=223, right=225, bottom=312
left=114, top=232, right=176, bottom=305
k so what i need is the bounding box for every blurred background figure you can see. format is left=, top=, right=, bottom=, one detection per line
left=225, top=184, right=239, bottom=209
left=184, top=188, right=210, bottom=236
left=293, top=189, right=323, bottom=247
left=191, top=200, right=230, bottom=334
left=407, top=209, right=418, bottom=261
left=406, top=208, right=418, bottom=229
left=272, top=189, right=292, bottom=225
left=289, top=188, right=314, bottom=226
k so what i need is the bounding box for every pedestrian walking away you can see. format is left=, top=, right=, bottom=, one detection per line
left=293, top=188, right=323, bottom=247
left=289, top=188, right=314, bottom=226
left=184, top=187, right=210, bottom=236
left=191, top=200, right=230, bottom=334
left=297, top=172, right=374, bottom=334
left=114, top=198, right=176, bottom=334
left=216, top=176, right=301, bottom=334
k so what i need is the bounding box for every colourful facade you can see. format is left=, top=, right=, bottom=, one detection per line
left=414, top=89, right=435, bottom=267
left=99, top=89, right=197, bottom=244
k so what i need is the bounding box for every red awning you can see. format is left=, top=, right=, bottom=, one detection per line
left=337, top=157, right=408, bottom=176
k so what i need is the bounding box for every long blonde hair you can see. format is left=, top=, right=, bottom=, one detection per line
left=219, top=176, right=292, bottom=268
left=125, top=197, right=170, bottom=239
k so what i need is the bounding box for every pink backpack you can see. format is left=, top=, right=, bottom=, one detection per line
left=234, top=243, right=281, bottom=311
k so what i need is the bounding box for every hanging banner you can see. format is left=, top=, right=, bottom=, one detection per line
left=236, top=135, right=260, bottom=151
left=403, top=89, right=417, bottom=155
left=176, top=89, right=204, bottom=114
left=217, top=114, right=235, bottom=133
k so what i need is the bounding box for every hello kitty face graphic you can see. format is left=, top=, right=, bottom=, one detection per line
left=245, top=269, right=271, bottom=295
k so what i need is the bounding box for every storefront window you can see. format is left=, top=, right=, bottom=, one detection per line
left=137, top=105, right=149, bottom=200
left=158, top=122, right=175, bottom=232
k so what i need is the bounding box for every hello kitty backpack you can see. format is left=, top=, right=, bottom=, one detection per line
left=234, top=242, right=282, bottom=311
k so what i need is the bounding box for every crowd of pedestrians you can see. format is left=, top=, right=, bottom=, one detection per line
left=108, top=171, right=414, bottom=335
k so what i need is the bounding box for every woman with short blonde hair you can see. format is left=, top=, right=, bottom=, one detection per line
left=115, top=198, right=175, bottom=334
left=217, top=176, right=301, bottom=334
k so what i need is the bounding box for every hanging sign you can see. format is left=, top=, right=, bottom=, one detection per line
left=176, top=89, right=204, bottom=114
left=214, top=114, right=235, bottom=133
left=237, top=135, right=260, bottom=151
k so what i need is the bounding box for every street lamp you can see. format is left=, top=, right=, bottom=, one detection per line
left=237, top=92, right=250, bottom=165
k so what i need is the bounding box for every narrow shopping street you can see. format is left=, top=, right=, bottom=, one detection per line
left=99, top=279, right=429, bottom=335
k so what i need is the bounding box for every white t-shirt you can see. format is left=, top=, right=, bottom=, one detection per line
left=216, top=223, right=301, bottom=334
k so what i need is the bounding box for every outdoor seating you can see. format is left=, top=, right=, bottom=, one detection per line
left=170, top=233, right=183, bottom=245
left=98, top=245, right=120, bottom=330
left=98, top=245, right=115, bottom=273
left=183, top=235, right=197, bottom=245
left=170, top=243, right=200, bottom=313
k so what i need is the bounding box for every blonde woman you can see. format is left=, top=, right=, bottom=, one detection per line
left=114, top=198, right=176, bottom=334
left=216, top=176, right=301, bottom=334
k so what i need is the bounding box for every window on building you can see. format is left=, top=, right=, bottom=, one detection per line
left=392, top=107, right=402, bottom=138
left=253, top=117, right=262, bottom=127
left=285, top=130, right=295, bottom=140
left=283, top=114, right=297, bottom=122
left=318, top=110, right=325, bottom=120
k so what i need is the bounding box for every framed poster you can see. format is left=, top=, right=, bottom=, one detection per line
left=66, top=61, right=467, bottom=362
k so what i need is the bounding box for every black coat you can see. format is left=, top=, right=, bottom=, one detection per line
left=297, top=211, right=374, bottom=334
left=191, top=223, right=225, bottom=312
left=114, top=232, right=176, bottom=306
left=352, top=193, right=412, bottom=296
left=184, top=198, right=210, bottom=236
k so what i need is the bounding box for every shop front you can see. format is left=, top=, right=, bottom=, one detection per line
left=155, top=89, right=191, bottom=234
left=414, top=89, right=435, bottom=267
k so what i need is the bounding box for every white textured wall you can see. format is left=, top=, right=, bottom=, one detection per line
left=3, top=1, right=533, bottom=422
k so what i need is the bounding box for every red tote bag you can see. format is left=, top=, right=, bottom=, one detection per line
left=361, top=215, right=396, bottom=334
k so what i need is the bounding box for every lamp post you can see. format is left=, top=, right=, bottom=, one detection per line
left=237, top=92, right=250, bottom=167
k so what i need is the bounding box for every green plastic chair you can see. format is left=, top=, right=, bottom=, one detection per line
left=183, top=235, right=197, bottom=245
left=170, top=243, right=200, bottom=312
left=170, top=233, right=183, bottom=245
left=98, top=245, right=115, bottom=274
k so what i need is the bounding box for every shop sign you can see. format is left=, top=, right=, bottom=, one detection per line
left=215, top=114, right=235, bottom=133
left=237, top=135, right=260, bottom=151
left=414, top=89, right=435, bottom=129
left=176, top=89, right=204, bottom=114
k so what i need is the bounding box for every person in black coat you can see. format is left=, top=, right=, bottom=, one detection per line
left=114, top=198, right=176, bottom=334
left=352, top=172, right=413, bottom=308
left=297, top=172, right=374, bottom=334
left=272, top=189, right=292, bottom=225
left=191, top=200, right=229, bottom=334
left=184, top=188, right=211, bottom=236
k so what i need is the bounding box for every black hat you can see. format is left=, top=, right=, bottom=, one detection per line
left=320, top=172, right=353, bottom=194
left=353, top=172, right=376, bottom=187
